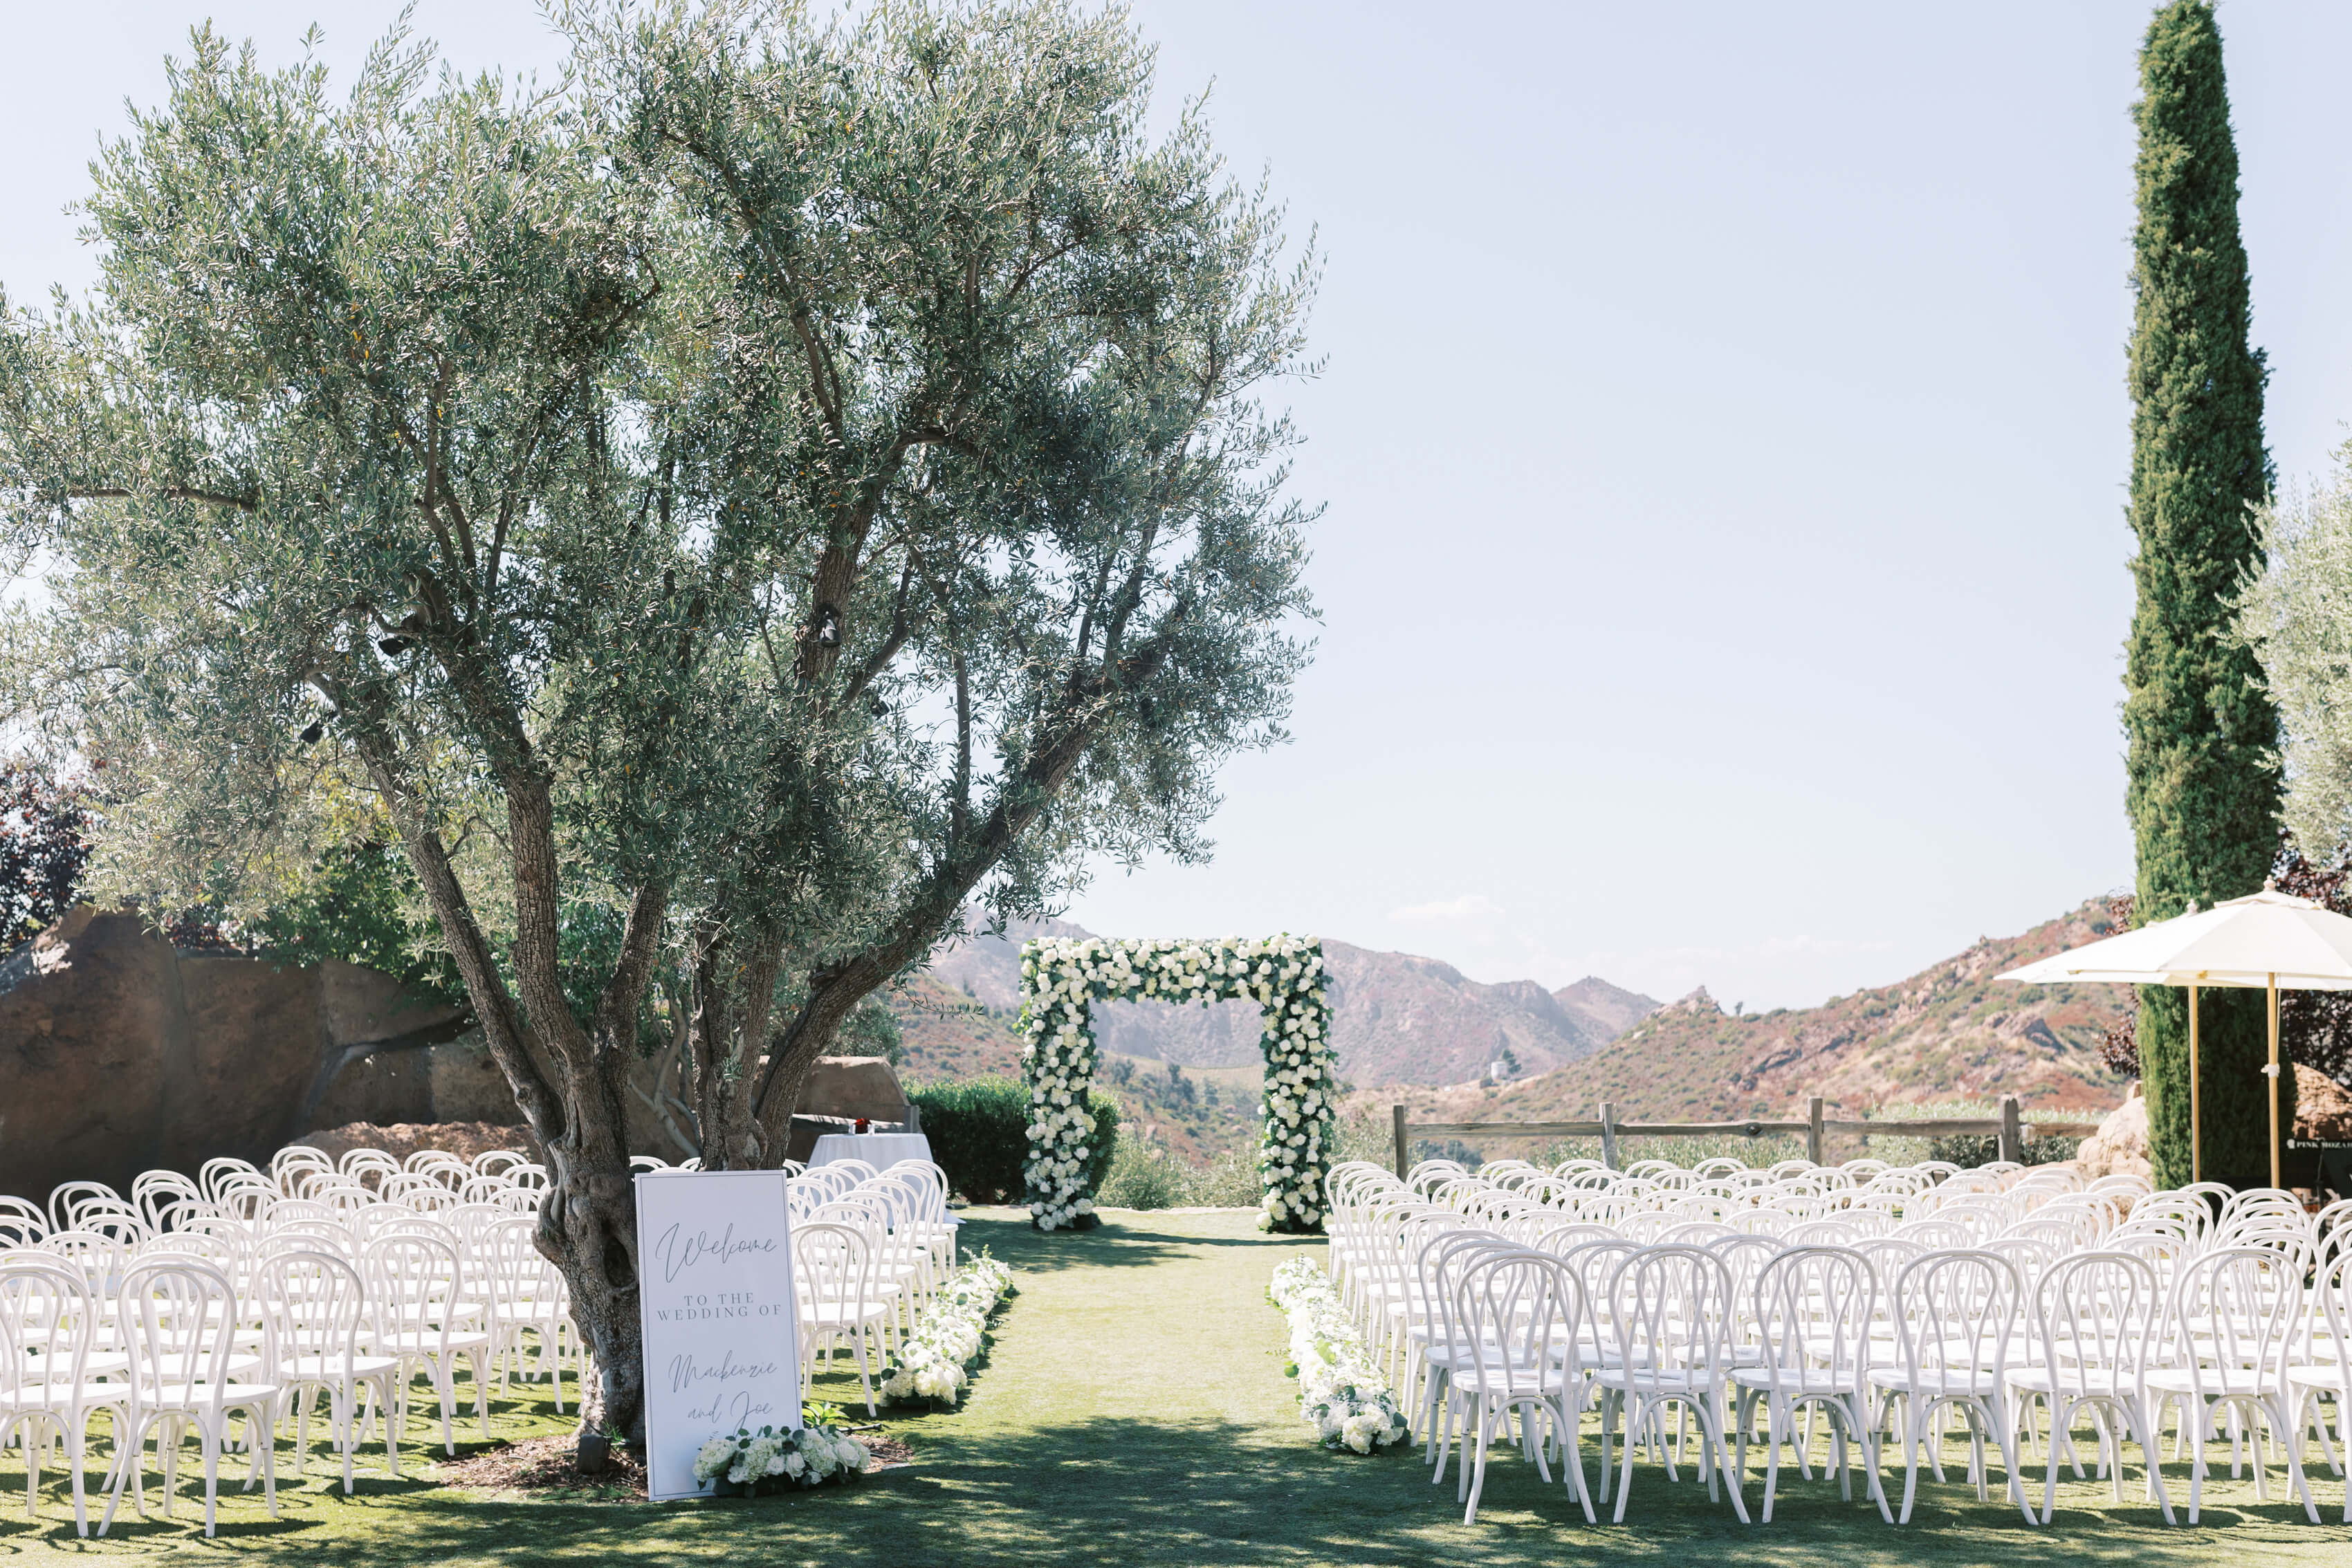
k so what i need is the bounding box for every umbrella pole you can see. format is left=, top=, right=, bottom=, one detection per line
left=2268, top=972, right=2281, bottom=1191
left=2188, top=984, right=2201, bottom=1186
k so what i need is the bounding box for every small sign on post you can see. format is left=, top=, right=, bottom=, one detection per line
left=636, top=1169, right=802, bottom=1502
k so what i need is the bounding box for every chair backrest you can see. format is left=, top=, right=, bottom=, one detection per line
left=132, top=1170, right=205, bottom=1233
left=472, top=1149, right=532, bottom=1177
left=1891, top=1249, right=2019, bottom=1386
left=252, top=1248, right=365, bottom=1365
left=118, top=1257, right=254, bottom=1406
left=1750, top=1244, right=1875, bottom=1395
left=2312, top=1250, right=2352, bottom=1373
left=2031, top=1249, right=2162, bottom=1398
left=481, top=1215, right=564, bottom=1310
left=140, top=1229, right=250, bottom=1295
left=339, top=1149, right=404, bottom=1189
left=362, top=1231, right=470, bottom=1347
left=1608, top=1245, right=1733, bottom=1392
left=1457, top=1246, right=1583, bottom=1388
left=39, top=1228, right=130, bottom=1297
left=2160, top=1244, right=2302, bottom=1392
left=1702, top=1233, right=1786, bottom=1347
left=794, top=1221, right=874, bottom=1311
left=0, top=1255, right=94, bottom=1396
left=48, top=1180, right=125, bottom=1236
left=0, top=1195, right=50, bottom=1247
left=269, top=1146, right=336, bottom=1189
left=202, top=1155, right=268, bottom=1202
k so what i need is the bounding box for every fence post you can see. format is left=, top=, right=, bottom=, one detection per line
left=1806, top=1096, right=1823, bottom=1166
left=1391, top=1103, right=1409, bottom=1181
left=1999, top=1095, right=2022, bottom=1165
left=1599, top=1101, right=1619, bottom=1172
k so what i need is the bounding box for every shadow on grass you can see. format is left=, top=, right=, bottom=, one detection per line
left=948, top=1212, right=1321, bottom=1281
left=22, top=1414, right=2337, bottom=1568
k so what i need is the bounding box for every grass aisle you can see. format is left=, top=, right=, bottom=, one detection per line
left=3, top=1208, right=2349, bottom=1565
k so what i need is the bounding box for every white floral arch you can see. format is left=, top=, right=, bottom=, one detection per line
left=1019, top=934, right=1335, bottom=1233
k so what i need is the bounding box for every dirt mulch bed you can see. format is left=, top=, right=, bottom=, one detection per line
left=432, top=1431, right=913, bottom=1501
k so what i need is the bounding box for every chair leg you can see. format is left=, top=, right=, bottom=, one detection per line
left=1898, top=1405, right=1922, bottom=1525
left=1612, top=1395, right=1644, bottom=1524
left=1462, top=1399, right=1491, bottom=1525
left=1561, top=1393, right=1597, bottom=1525
left=2131, top=1400, right=2174, bottom=1526
left=201, top=1422, right=220, bottom=1540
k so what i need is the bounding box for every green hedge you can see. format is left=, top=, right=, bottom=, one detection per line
left=909, top=1076, right=1120, bottom=1207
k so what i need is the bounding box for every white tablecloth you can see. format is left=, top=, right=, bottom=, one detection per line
left=808, top=1132, right=933, bottom=1170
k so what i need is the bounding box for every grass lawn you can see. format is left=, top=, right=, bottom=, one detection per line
left=1, top=1206, right=2347, bottom=1565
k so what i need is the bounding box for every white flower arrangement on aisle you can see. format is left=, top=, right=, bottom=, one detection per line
left=690, top=1415, right=872, bottom=1497
left=1269, top=1257, right=1409, bottom=1454
left=1018, top=934, right=1336, bottom=1233
left=883, top=1253, right=1015, bottom=1406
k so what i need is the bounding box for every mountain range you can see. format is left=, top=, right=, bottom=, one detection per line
left=915, top=919, right=1658, bottom=1087
left=1354, top=900, right=2135, bottom=1136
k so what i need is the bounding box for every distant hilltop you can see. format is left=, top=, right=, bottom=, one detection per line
left=913, top=919, right=1661, bottom=1089
left=1358, top=900, right=2137, bottom=1132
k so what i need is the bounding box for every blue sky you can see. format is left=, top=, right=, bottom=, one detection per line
left=9, top=3, right=2352, bottom=1009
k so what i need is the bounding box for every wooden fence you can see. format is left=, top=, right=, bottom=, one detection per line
left=1388, top=1096, right=2107, bottom=1179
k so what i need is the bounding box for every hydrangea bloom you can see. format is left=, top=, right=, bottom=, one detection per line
left=690, top=1418, right=874, bottom=1495
left=883, top=1254, right=1016, bottom=1406
left=1269, top=1258, right=1409, bottom=1454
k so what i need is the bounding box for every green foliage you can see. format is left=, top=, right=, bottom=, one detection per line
left=2123, top=1, right=2285, bottom=1188
left=909, top=1078, right=1033, bottom=1203
left=1096, top=1139, right=1189, bottom=1210
left=909, top=1076, right=1116, bottom=1206
left=1096, top=1141, right=1261, bottom=1210
left=249, top=838, right=466, bottom=1009
left=831, top=997, right=905, bottom=1066
left=0, top=758, right=93, bottom=947
left=0, top=1, right=1312, bottom=1415
left=1926, top=1133, right=2081, bottom=1170
left=2243, top=451, right=2352, bottom=851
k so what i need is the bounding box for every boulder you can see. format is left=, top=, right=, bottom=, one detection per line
left=2295, top=1064, right=2352, bottom=1141
left=0, top=907, right=468, bottom=1200
left=2072, top=1082, right=2151, bottom=1184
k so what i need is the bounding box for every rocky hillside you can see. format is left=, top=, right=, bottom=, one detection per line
left=916, top=919, right=1660, bottom=1088
left=1353, top=901, right=2135, bottom=1132
left=888, top=971, right=1260, bottom=1161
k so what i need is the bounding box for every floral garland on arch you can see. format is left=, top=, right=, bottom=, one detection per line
left=1020, top=934, right=1335, bottom=1233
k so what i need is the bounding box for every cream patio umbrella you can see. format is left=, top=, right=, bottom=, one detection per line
left=1997, top=885, right=2352, bottom=1187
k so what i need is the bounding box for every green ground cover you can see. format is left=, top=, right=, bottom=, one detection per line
left=2, top=1208, right=2346, bottom=1565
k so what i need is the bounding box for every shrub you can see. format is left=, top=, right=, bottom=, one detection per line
left=908, top=1077, right=1119, bottom=1208
left=1096, top=1141, right=1189, bottom=1210
left=908, top=1078, right=1029, bottom=1203
left=1094, top=1141, right=1261, bottom=1209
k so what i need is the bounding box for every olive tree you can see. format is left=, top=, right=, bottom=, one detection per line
left=1, top=0, right=1316, bottom=1436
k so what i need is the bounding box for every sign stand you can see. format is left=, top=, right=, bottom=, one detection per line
left=635, top=1169, right=802, bottom=1501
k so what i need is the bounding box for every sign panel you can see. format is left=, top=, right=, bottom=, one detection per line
left=635, top=1169, right=801, bottom=1500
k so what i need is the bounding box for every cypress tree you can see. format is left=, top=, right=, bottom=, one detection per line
left=2124, top=0, right=2286, bottom=1190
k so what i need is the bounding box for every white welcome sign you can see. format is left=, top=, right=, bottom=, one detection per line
left=635, top=1169, right=802, bottom=1501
